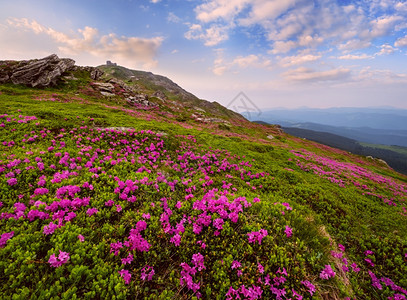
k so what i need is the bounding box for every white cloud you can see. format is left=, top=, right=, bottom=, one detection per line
left=232, top=54, right=259, bottom=68
left=167, top=12, right=181, bottom=23
left=376, top=44, right=395, bottom=55
left=357, top=67, right=407, bottom=84
left=338, top=39, right=372, bottom=51
left=395, top=35, right=407, bottom=47
left=367, top=15, right=403, bottom=38
left=4, top=18, right=163, bottom=68
left=337, top=54, right=374, bottom=60
left=270, top=40, right=297, bottom=54
left=185, top=23, right=229, bottom=46
left=283, top=67, right=351, bottom=82
left=395, top=2, right=407, bottom=11
left=239, top=0, right=296, bottom=25
left=211, top=51, right=271, bottom=75
left=278, top=53, right=322, bottom=67
left=188, top=0, right=406, bottom=58
left=195, top=0, right=249, bottom=23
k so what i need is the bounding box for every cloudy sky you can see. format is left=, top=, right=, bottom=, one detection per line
left=1, top=0, right=407, bottom=109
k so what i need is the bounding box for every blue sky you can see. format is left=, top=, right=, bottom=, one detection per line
left=1, top=0, right=407, bottom=109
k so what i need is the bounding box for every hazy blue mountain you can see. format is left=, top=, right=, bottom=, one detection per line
left=259, top=107, right=407, bottom=130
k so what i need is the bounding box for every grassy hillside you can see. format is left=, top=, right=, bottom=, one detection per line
left=0, top=71, right=406, bottom=299
left=281, top=127, right=407, bottom=176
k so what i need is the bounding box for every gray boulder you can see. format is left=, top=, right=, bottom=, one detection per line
left=9, top=54, right=75, bottom=87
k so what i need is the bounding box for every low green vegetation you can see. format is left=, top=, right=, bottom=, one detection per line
left=0, top=79, right=406, bottom=299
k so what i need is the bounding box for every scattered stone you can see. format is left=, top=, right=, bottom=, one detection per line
left=152, top=90, right=167, bottom=102
left=103, top=127, right=134, bottom=131
left=100, top=91, right=116, bottom=97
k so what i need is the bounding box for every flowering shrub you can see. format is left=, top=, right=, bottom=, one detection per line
left=0, top=97, right=406, bottom=299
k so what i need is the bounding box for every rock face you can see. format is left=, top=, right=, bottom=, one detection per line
left=0, top=54, right=105, bottom=87
left=2, top=54, right=75, bottom=87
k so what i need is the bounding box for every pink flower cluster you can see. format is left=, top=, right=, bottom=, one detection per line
left=247, top=229, right=268, bottom=245
left=140, top=265, right=155, bottom=281
left=319, top=265, right=336, bottom=280
left=180, top=253, right=206, bottom=295
left=0, top=231, right=14, bottom=248
left=48, top=250, right=70, bottom=267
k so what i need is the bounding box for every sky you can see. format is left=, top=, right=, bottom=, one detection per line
left=1, top=0, right=407, bottom=111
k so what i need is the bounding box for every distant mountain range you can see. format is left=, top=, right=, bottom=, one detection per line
left=258, top=107, right=407, bottom=147
left=254, top=107, right=407, bottom=174
left=259, top=107, right=407, bottom=130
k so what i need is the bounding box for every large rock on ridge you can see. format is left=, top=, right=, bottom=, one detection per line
left=10, top=54, right=75, bottom=87
left=0, top=54, right=104, bottom=87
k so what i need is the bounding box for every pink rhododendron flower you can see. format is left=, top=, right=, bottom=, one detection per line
left=320, top=265, right=336, bottom=279
left=365, top=258, right=375, bottom=267
left=351, top=263, right=360, bottom=272
left=0, top=231, right=14, bottom=248
left=7, top=178, right=17, bottom=186
left=86, top=208, right=98, bottom=216
left=301, top=280, right=316, bottom=296
left=121, top=253, right=134, bottom=265
left=231, top=260, right=241, bottom=269
left=105, top=200, right=114, bottom=206
left=118, top=269, right=131, bottom=284
left=48, top=250, right=70, bottom=267
left=43, top=222, right=58, bottom=235
left=140, top=265, right=155, bottom=281
left=170, top=233, right=181, bottom=246
left=257, top=263, right=264, bottom=274
left=284, top=225, right=293, bottom=238
left=78, top=234, right=85, bottom=242
left=247, top=229, right=268, bottom=244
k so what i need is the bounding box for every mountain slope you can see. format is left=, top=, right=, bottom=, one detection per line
left=0, top=57, right=406, bottom=299
left=282, top=126, right=407, bottom=175
left=97, top=64, right=246, bottom=122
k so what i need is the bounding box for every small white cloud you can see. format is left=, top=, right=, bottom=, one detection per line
left=395, top=2, right=407, bottom=11
left=283, top=67, right=351, bottom=82
left=395, top=35, right=407, bottom=47
left=232, top=54, right=259, bottom=68
left=338, top=39, right=371, bottom=51
left=167, top=12, right=181, bottom=23
left=367, top=15, right=403, bottom=38
left=185, top=23, right=229, bottom=46
left=239, top=0, right=296, bottom=26
left=195, top=0, right=248, bottom=23
left=171, top=49, right=179, bottom=54
left=279, top=53, right=322, bottom=67
left=150, top=0, right=161, bottom=3
left=337, top=53, right=374, bottom=60
left=376, top=44, right=395, bottom=55
left=270, top=40, right=297, bottom=54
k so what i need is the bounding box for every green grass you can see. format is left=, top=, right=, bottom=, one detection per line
left=1, top=82, right=407, bottom=299
left=360, top=142, right=407, bottom=156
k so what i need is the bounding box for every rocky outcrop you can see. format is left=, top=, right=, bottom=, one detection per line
left=73, top=66, right=104, bottom=80
left=90, top=79, right=156, bottom=107
left=0, top=54, right=75, bottom=87
left=0, top=54, right=104, bottom=87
